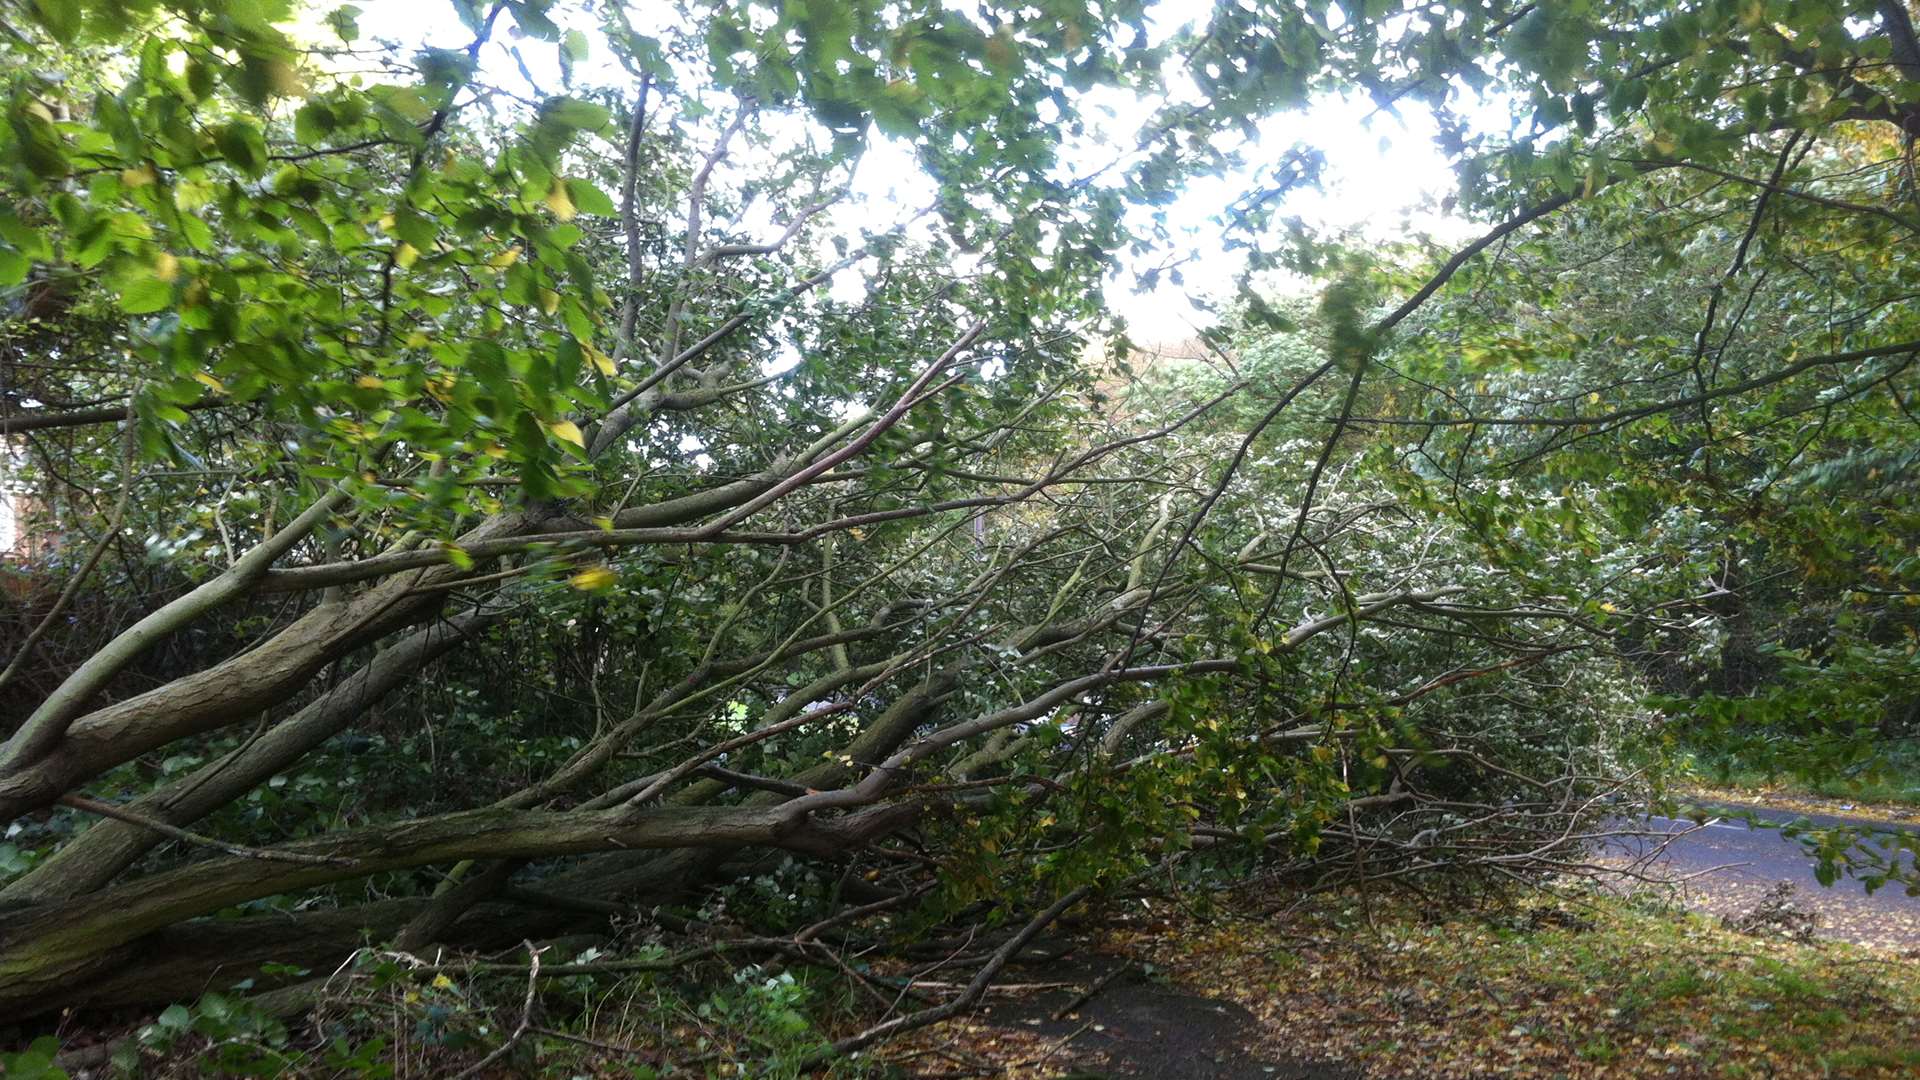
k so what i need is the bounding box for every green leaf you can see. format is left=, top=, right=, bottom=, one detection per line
left=178, top=214, right=215, bottom=252
left=392, top=207, right=438, bottom=250
left=158, top=1004, right=192, bottom=1031
left=1572, top=92, right=1596, bottom=135
left=8, top=103, right=69, bottom=178
left=564, top=179, right=616, bottom=217
left=93, top=92, right=140, bottom=156
left=327, top=4, right=362, bottom=42
left=0, top=247, right=28, bottom=286
left=294, top=101, right=336, bottom=143
left=216, top=120, right=268, bottom=177
left=0, top=1034, right=66, bottom=1080
left=29, top=0, right=83, bottom=44
left=542, top=97, right=611, bottom=132
left=447, top=0, right=486, bottom=32
left=119, top=276, right=173, bottom=314
left=508, top=0, right=561, bottom=40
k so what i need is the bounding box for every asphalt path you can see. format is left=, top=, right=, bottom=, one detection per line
left=1609, top=801, right=1920, bottom=949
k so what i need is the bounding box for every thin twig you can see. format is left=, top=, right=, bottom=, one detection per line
left=0, top=409, right=138, bottom=692
left=899, top=980, right=1077, bottom=993
left=452, top=941, right=543, bottom=1080
left=527, top=1025, right=658, bottom=1060
left=795, top=885, right=1092, bottom=1071
left=794, top=882, right=931, bottom=943
left=56, top=794, right=357, bottom=867
left=1051, top=962, right=1130, bottom=1020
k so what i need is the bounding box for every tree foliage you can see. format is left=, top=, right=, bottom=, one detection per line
left=2, top=0, right=1918, bottom=1057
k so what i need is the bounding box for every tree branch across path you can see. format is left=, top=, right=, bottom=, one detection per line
left=4, top=2, right=1918, bottom=1073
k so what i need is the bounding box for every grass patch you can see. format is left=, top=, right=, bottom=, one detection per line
left=1127, top=888, right=1920, bottom=1079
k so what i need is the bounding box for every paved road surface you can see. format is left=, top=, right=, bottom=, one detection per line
left=1611, top=802, right=1920, bottom=949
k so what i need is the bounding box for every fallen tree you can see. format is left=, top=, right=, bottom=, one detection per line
left=3, top=0, right=1917, bottom=1055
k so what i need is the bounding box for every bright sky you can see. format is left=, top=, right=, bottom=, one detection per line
left=340, top=1, right=1486, bottom=342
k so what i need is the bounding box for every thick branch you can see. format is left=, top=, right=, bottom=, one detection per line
left=0, top=397, right=222, bottom=435
left=1, top=611, right=501, bottom=903
left=0, top=487, right=351, bottom=776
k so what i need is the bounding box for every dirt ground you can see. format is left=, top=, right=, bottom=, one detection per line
left=882, top=948, right=1355, bottom=1079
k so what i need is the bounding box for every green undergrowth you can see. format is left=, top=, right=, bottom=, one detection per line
left=11, top=883, right=1919, bottom=1079
left=1141, top=887, right=1920, bottom=1079
left=1, top=946, right=888, bottom=1079
left=1680, top=744, right=1920, bottom=810
left=1, top=859, right=939, bottom=1078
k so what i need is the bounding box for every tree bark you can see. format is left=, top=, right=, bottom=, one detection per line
left=0, top=801, right=866, bottom=1016
left=1, top=611, right=501, bottom=904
